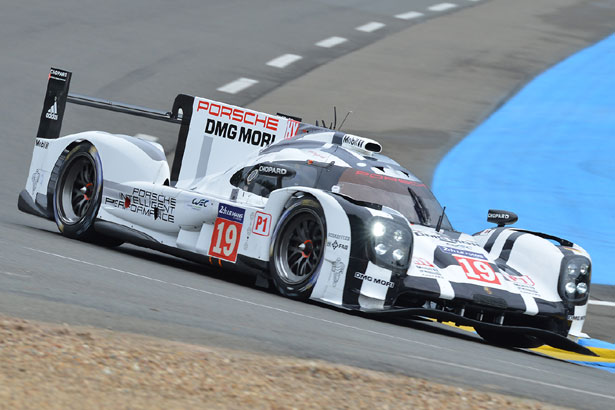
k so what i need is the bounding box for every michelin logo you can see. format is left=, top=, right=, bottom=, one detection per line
left=45, top=98, right=58, bottom=121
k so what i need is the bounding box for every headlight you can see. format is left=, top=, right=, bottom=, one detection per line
left=369, top=218, right=412, bottom=269
left=375, top=243, right=388, bottom=255
left=558, top=256, right=591, bottom=305
left=392, top=249, right=405, bottom=261
left=372, top=222, right=386, bottom=237
left=393, top=230, right=404, bottom=242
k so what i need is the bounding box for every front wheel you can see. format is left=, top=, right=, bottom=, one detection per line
left=270, top=197, right=326, bottom=300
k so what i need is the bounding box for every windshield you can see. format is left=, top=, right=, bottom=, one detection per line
left=337, top=169, right=453, bottom=230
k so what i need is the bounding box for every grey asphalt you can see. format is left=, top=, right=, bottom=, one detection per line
left=1, top=0, right=614, bottom=408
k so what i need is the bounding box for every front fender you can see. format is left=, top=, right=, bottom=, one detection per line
left=266, top=188, right=352, bottom=306
left=474, top=227, right=591, bottom=336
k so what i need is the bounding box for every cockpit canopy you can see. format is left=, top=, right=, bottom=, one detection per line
left=230, top=159, right=452, bottom=230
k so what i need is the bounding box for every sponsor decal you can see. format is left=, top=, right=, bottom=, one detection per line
left=567, top=315, right=586, bottom=321
left=327, top=240, right=348, bottom=251
left=258, top=164, right=289, bottom=176
left=191, top=198, right=210, bottom=208
left=328, top=232, right=350, bottom=241
left=284, top=119, right=299, bottom=139
left=354, top=272, right=395, bottom=289
left=45, top=97, right=59, bottom=121
left=414, top=231, right=480, bottom=248
left=501, top=272, right=539, bottom=297
left=205, top=119, right=275, bottom=147
left=342, top=134, right=365, bottom=149
left=29, top=169, right=45, bottom=195
left=252, top=211, right=271, bottom=236
left=49, top=68, right=69, bottom=81
left=411, top=257, right=443, bottom=279
left=354, top=170, right=426, bottom=187
left=331, top=257, right=345, bottom=287
left=197, top=100, right=279, bottom=131
left=247, top=169, right=258, bottom=184
left=105, top=188, right=177, bottom=223
left=438, top=246, right=487, bottom=260
left=187, top=198, right=211, bottom=211
left=454, top=256, right=501, bottom=285
left=488, top=212, right=511, bottom=220
left=307, top=150, right=328, bottom=160
left=35, top=139, right=49, bottom=149
left=326, top=232, right=350, bottom=251
left=209, top=204, right=245, bottom=263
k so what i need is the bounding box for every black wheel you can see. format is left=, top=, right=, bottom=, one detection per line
left=270, top=197, right=326, bottom=300
left=53, top=143, right=122, bottom=246
left=475, top=327, right=544, bottom=349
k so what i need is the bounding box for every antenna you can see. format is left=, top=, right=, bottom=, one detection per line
left=333, top=106, right=337, bottom=130
left=339, top=111, right=352, bottom=130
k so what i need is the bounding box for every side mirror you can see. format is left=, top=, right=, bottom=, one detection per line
left=487, top=209, right=518, bottom=227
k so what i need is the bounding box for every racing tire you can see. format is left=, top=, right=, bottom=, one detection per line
left=475, top=327, right=544, bottom=349
left=270, top=197, right=326, bottom=300
left=53, top=143, right=123, bottom=247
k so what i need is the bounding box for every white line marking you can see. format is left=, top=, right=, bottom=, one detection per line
left=266, top=54, right=302, bottom=68
left=315, top=36, right=347, bottom=48
left=394, top=11, right=424, bottom=20
left=26, top=245, right=615, bottom=400
left=398, top=352, right=615, bottom=401
left=588, top=300, right=615, bottom=307
left=355, top=22, right=385, bottom=33
left=24, top=247, right=446, bottom=350
left=217, top=78, right=258, bottom=94
left=429, top=3, right=458, bottom=12
left=0, top=270, right=30, bottom=278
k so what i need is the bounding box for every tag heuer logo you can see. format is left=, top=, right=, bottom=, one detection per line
left=45, top=98, right=58, bottom=121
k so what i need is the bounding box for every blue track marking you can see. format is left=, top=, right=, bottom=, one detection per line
left=433, top=34, right=615, bottom=285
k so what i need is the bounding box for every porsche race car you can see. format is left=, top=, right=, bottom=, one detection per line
left=18, top=68, right=594, bottom=354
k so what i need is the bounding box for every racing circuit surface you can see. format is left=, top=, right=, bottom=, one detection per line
left=1, top=0, right=614, bottom=408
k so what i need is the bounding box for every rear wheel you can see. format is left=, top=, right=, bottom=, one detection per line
left=270, top=197, right=326, bottom=300
left=53, top=143, right=122, bottom=246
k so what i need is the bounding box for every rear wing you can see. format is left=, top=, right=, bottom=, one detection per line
left=36, top=67, right=301, bottom=186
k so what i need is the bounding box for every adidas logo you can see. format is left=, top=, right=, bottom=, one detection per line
left=45, top=98, right=58, bottom=121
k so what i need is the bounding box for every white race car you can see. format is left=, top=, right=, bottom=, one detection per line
left=19, top=68, right=594, bottom=354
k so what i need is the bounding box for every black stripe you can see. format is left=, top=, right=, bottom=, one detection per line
left=484, top=228, right=507, bottom=253
left=449, top=282, right=527, bottom=312
left=558, top=246, right=576, bottom=257
left=170, top=94, right=195, bottom=184
left=499, top=231, right=526, bottom=262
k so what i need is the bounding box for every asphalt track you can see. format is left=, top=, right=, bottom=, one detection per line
left=2, top=0, right=615, bottom=408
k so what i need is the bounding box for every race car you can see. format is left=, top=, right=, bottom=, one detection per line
left=19, top=68, right=594, bottom=354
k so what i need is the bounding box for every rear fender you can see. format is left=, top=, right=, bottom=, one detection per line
left=20, top=131, right=169, bottom=219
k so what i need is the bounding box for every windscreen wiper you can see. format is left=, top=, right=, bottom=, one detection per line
left=408, top=187, right=430, bottom=225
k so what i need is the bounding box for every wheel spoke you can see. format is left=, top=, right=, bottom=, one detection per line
left=276, top=208, right=326, bottom=285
